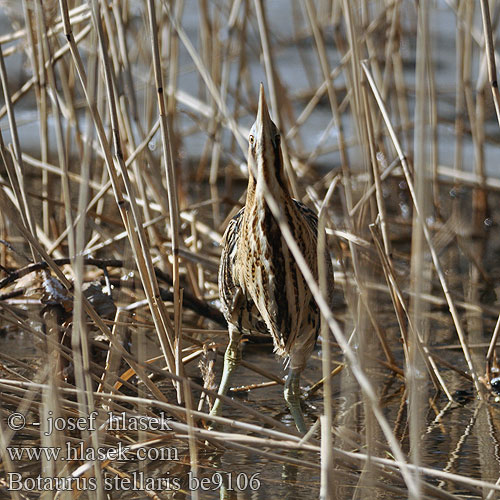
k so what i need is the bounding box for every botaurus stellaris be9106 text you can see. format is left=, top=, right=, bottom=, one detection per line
left=210, top=84, right=333, bottom=433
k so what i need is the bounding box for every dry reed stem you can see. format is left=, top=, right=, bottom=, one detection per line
left=160, top=0, right=246, bottom=155
left=1, top=377, right=495, bottom=497
left=146, top=0, right=183, bottom=400
left=260, top=183, right=417, bottom=490
left=0, top=47, right=37, bottom=260
left=370, top=223, right=453, bottom=401
left=59, top=0, right=179, bottom=387
left=479, top=0, right=500, bottom=127
left=0, top=185, right=189, bottom=424
left=254, top=0, right=298, bottom=197
left=361, top=60, right=483, bottom=398
left=317, top=163, right=336, bottom=499
left=485, top=313, right=500, bottom=376
left=1, top=2, right=500, bottom=497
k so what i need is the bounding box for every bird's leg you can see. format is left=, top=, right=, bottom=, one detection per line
left=210, top=325, right=242, bottom=420
left=284, top=367, right=306, bottom=433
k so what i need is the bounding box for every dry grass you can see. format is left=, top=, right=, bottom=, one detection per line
left=0, top=0, right=500, bottom=498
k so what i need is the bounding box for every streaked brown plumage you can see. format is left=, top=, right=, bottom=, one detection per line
left=211, top=84, right=333, bottom=432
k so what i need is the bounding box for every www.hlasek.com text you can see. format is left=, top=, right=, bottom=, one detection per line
left=8, top=442, right=178, bottom=462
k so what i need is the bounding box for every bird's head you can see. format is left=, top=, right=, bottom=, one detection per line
left=247, top=84, right=288, bottom=194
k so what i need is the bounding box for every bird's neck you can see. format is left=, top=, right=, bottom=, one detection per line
left=245, top=168, right=291, bottom=213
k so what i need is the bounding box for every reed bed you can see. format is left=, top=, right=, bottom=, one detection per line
left=0, top=0, right=500, bottom=498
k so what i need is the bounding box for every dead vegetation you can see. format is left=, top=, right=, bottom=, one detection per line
left=0, top=0, right=500, bottom=498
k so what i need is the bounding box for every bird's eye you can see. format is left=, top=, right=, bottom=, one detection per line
left=249, top=135, right=255, bottom=145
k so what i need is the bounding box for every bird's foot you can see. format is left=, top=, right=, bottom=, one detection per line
left=284, top=369, right=307, bottom=433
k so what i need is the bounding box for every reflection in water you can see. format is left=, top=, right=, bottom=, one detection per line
left=3, top=291, right=500, bottom=498
left=2, top=1, right=500, bottom=496
left=2, top=185, right=500, bottom=498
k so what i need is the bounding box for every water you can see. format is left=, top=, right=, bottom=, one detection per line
left=2, top=1, right=500, bottom=498
left=2, top=297, right=499, bottom=498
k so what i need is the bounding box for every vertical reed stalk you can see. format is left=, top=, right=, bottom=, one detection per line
left=146, top=0, right=184, bottom=401
left=479, top=0, right=500, bottom=126
left=361, top=60, right=483, bottom=398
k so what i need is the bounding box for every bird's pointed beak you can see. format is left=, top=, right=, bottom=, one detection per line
left=255, top=83, right=273, bottom=140
left=247, top=84, right=286, bottom=188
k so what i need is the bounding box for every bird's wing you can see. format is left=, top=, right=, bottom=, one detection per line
left=292, top=199, right=335, bottom=308
left=218, top=208, right=268, bottom=335
left=292, top=199, right=319, bottom=236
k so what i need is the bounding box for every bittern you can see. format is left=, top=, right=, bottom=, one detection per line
left=211, top=84, right=333, bottom=433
